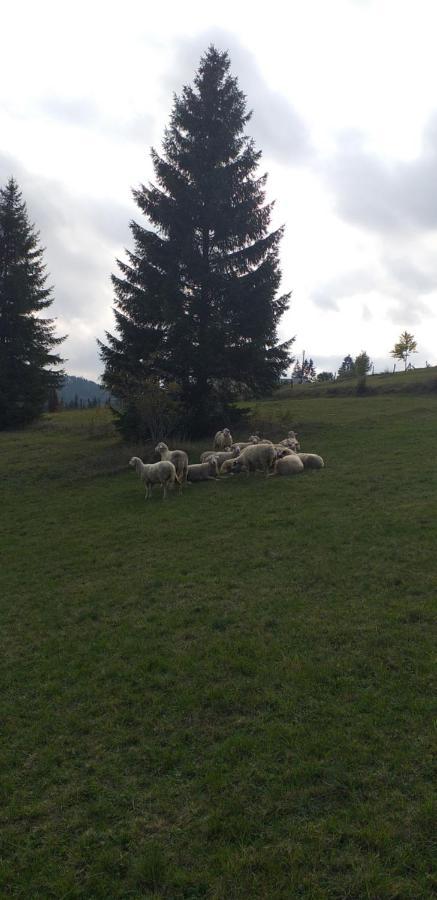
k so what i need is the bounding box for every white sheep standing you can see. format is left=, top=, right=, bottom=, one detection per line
left=279, top=430, right=300, bottom=451
left=129, top=457, right=178, bottom=500
left=298, top=453, right=325, bottom=469
left=214, top=428, right=233, bottom=451
left=155, top=441, right=188, bottom=487
left=222, top=428, right=232, bottom=449
left=227, top=442, right=276, bottom=476
left=187, top=456, right=220, bottom=482
left=268, top=454, right=304, bottom=477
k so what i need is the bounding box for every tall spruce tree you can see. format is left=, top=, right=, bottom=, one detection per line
left=100, top=46, right=293, bottom=437
left=0, top=178, right=65, bottom=428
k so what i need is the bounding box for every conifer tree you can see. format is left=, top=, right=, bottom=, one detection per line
left=0, top=178, right=64, bottom=428
left=337, top=354, right=355, bottom=379
left=354, top=350, right=372, bottom=377
left=100, top=46, right=293, bottom=437
left=293, top=356, right=316, bottom=383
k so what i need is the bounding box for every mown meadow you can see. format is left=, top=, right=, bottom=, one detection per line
left=1, top=391, right=436, bottom=898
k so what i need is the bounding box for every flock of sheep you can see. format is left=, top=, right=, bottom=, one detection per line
left=129, top=427, right=325, bottom=501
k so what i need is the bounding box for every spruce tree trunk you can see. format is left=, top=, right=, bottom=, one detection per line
left=196, top=225, right=211, bottom=419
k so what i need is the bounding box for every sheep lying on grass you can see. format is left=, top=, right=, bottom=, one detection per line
left=155, top=442, right=188, bottom=487
left=230, top=438, right=261, bottom=452
left=214, top=428, right=233, bottom=451
left=249, top=435, right=273, bottom=445
left=268, top=454, right=304, bottom=477
left=129, top=457, right=178, bottom=500
left=200, top=448, right=240, bottom=466
left=187, top=456, right=220, bottom=482
left=220, top=456, right=246, bottom=476
left=274, top=445, right=297, bottom=459
left=298, top=453, right=325, bottom=469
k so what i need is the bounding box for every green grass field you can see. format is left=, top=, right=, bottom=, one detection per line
left=1, top=397, right=436, bottom=898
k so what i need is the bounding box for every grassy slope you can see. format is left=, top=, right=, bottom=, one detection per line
left=276, top=365, right=437, bottom=399
left=1, top=402, right=436, bottom=899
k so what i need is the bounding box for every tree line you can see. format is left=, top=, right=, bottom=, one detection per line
left=291, top=336, right=418, bottom=386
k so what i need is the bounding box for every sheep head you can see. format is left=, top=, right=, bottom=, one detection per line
left=208, top=455, right=219, bottom=475
left=155, top=442, right=168, bottom=454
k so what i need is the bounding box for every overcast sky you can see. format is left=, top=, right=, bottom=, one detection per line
left=1, top=0, right=436, bottom=379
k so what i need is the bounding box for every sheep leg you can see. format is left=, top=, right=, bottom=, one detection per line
left=163, top=482, right=167, bottom=500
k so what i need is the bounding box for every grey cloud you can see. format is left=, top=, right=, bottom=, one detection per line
left=163, top=29, right=313, bottom=166
left=63, top=335, right=108, bottom=381
left=386, top=295, right=433, bottom=327
left=312, top=257, right=437, bottom=326
left=0, top=153, right=136, bottom=377
left=37, top=95, right=155, bottom=146
left=312, top=269, right=379, bottom=311
left=310, top=115, right=437, bottom=326
left=384, top=255, right=436, bottom=295
left=123, top=114, right=156, bottom=144
left=323, top=116, right=437, bottom=234
left=382, top=249, right=437, bottom=325
left=41, top=96, right=98, bottom=126
left=311, top=287, right=339, bottom=311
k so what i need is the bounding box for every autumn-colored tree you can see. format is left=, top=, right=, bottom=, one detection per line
left=390, top=332, right=417, bottom=370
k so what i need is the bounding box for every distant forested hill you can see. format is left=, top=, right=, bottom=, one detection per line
left=59, top=376, right=111, bottom=407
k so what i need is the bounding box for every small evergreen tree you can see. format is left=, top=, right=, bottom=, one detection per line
left=293, top=357, right=316, bottom=383
left=354, top=350, right=372, bottom=378
left=390, top=331, right=417, bottom=370
left=316, top=371, right=334, bottom=382
left=354, top=350, right=372, bottom=394
left=337, top=354, right=355, bottom=379
left=0, top=178, right=64, bottom=428
left=99, top=46, right=293, bottom=437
